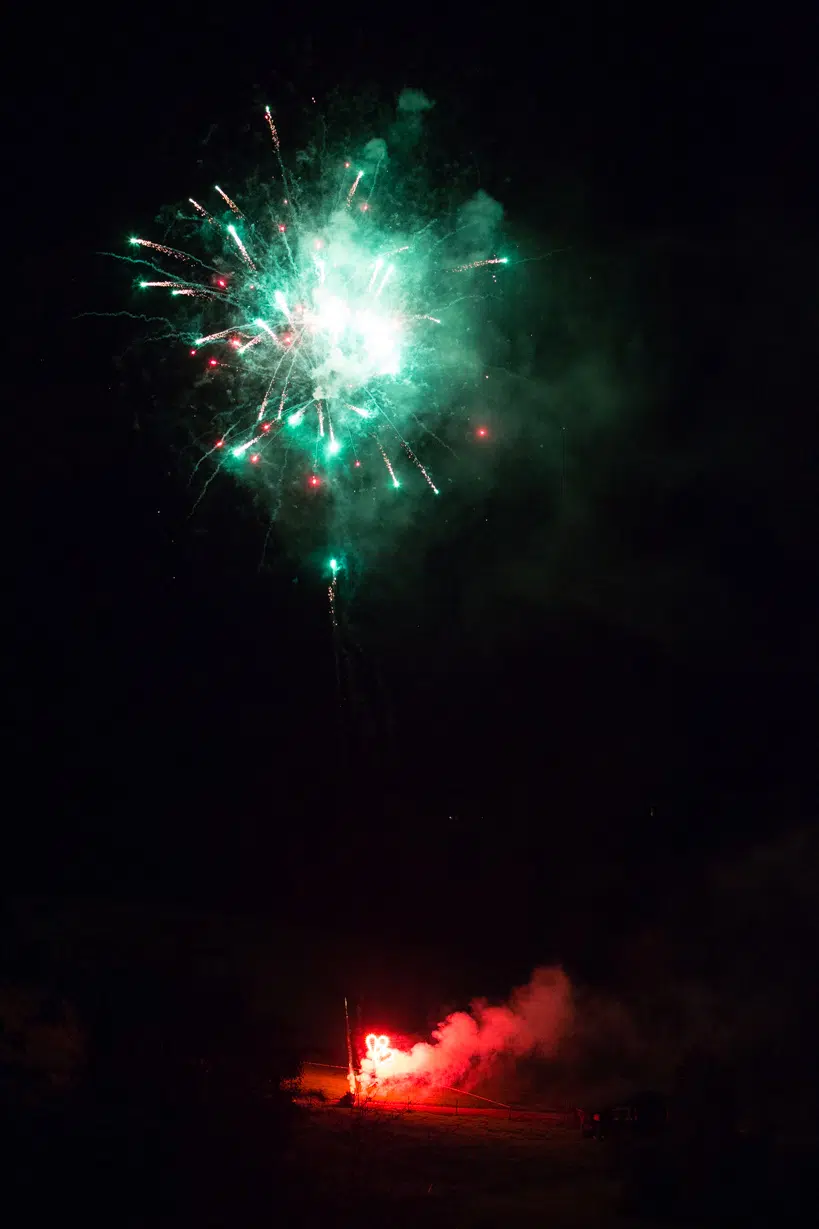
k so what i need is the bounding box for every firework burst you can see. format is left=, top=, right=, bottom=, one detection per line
left=123, top=98, right=507, bottom=568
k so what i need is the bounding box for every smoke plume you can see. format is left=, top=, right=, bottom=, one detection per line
left=457, top=189, right=504, bottom=261
left=361, top=967, right=571, bottom=1095
left=396, top=88, right=434, bottom=116
left=389, top=88, right=435, bottom=148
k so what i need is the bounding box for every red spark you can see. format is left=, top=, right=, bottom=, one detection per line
left=262, top=422, right=271, bottom=432
left=217, top=278, right=226, bottom=288
left=209, top=358, right=218, bottom=367
left=360, top=203, right=369, bottom=211
left=476, top=426, right=489, bottom=437
left=309, top=475, right=320, bottom=488
left=230, top=339, right=241, bottom=348
left=250, top=453, right=260, bottom=464
left=354, top=460, right=361, bottom=468
left=344, top=161, right=350, bottom=168
left=190, top=349, right=196, bottom=356
left=215, top=439, right=224, bottom=448
left=278, top=223, right=287, bottom=232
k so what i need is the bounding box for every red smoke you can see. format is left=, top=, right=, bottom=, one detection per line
left=359, top=967, right=571, bottom=1097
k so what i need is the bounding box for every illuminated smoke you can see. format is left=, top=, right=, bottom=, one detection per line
left=360, top=966, right=571, bottom=1096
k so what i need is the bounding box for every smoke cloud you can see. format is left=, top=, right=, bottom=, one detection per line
left=397, top=88, right=435, bottom=116
left=455, top=189, right=504, bottom=263
left=361, top=967, right=572, bottom=1095
left=389, top=88, right=435, bottom=148
left=361, top=137, right=387, bottom=167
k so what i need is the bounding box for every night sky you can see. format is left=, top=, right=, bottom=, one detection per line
left=9, top=6, right=818, bottom=987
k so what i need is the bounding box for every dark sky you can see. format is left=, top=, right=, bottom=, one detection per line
left=8, top=5, right=818, bottom=978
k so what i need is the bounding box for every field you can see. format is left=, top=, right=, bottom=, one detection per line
left=284, top=1100, right=675, bottom=1228
left=285, top=1065, right=676, bottom=1227
left=284, top=1063, right=815, bottom=1227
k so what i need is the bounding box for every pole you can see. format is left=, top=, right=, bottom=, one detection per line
left=344, top=996, right=356, bottom=1098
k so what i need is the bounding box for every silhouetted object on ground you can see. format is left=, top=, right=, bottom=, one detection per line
left=579, top=1091, right=668, bottom=1140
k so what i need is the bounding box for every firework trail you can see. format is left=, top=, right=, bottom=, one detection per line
left=346, top=169, right=364, bottom=208
left=189, top=198, right=217, bottom=225
left=449, top=257, right=509, bottom=273
left=264, top=106, right=281, bottom=152
left=227, top=223, right=257, bottom=270
left=214, top=185, right=243, bottom=216
left=328, top=572, right=339, bottom=627
left=123, top=96, right=508, bottom=574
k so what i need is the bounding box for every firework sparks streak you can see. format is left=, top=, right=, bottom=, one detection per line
left=328, top=577, right=338, bottom=627
left=227, top=224, right=257, bottom=270
left=346, top=169, right=364, bottom=208
left=215, top=185, right=243, bottom=216
left=264, top=106, right=281, bottom=152
left=448, top=257, right=508, bottom=273
left=128, top=105, right=508, bottom=546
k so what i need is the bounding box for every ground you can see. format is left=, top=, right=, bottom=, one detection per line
left=283, top=1100, right=674, bottom=1228
left=287, top=1064, right=679, bottom=1226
